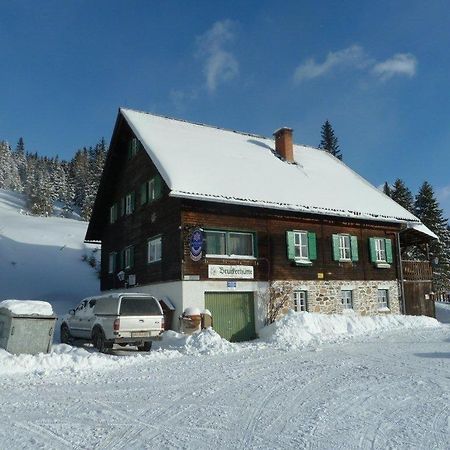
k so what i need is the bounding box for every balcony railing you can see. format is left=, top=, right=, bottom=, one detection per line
left=402, top=260, right=433, bottom=281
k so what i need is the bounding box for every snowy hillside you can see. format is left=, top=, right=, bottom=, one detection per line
left=0, top=189, right=100, bottom=316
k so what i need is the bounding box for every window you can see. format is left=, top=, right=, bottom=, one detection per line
left=341, top=290, right=353, bottom=309
left=339, top=235, right=351, bottom=260
left=125, top=192, right=135, bottom=215
left=140, top=176, right=163, bottom=205
left=147, top=236, right=162, bottom=263
left=286, top=231, right=317, bottom=264
left=332, top=234, right=358, bottom=262
left=110, top=204, right=118, bottom=224
left=205, top=230, right=255, bottom=258
left=128, top=138, right=139, bottom=159
left=294, top=232, right=308, bottom=260
left=369, top=238, right=393, bottom=266
left=378, top=289, right=389, bottom=309
left=124, top=246, right=134, bottom=269
left=108, top=252, right=117, bottom=274
left=293, top=290, right=308, bottom=312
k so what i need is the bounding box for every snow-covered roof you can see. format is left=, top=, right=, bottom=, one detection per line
left=407, top=223, right=438, bottom=240
left=121, top=108, right=421, bottom=224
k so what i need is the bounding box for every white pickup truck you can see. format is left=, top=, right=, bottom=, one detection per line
left=60, top=293, right=165, bottom=352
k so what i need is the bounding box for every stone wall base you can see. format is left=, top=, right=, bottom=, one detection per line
left=271, top=280, right=400, bottom=315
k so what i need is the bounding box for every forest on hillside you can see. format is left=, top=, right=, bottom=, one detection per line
left=0, top=137, right=106, bottom=220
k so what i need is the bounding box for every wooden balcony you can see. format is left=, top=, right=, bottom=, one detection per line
left=402, top=260, right=433, bottom=281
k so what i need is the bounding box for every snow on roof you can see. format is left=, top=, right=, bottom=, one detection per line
left=121, top=108, right=420, bottom=224
left=407, top=223, right=438, bottom=240
left=0, top=300, right=54, bottom=316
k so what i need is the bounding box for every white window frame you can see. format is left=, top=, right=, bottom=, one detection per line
left=205, top=230, right=255, bottom=259
left=293, top=290, right=308, bottom=312
left=341, top=290, right=353, bottom=309
left=124, top=246, right=133, bottom=269
left=378, top=289, right=389, bottom=309
left=125, top=193, right=134, bottom=215
left=148, top=178, right=156, bottom=202
left=339, top=235, right=351, bottom=261
left=108, top=252, right=117, bottom=274
left=147, top=236, right=162, bottom=263
left=293, top=231, right=309, bottom=261
left=374, top=238, right=387, bottom=262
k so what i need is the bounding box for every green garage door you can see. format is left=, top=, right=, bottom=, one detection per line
left=205, top=292, right=256, bottom=342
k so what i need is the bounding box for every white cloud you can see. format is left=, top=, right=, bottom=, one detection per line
left=196, top=20, right=239, bottom=93
left=293, top=45, right=370, bottom=83
left=372, top=53, right=417, bottom=81
left=293, top=46, right=417, bottom=84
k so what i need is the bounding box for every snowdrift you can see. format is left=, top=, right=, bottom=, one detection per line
left=0, top=312, right=445, bottom=377
left=259, top=310, right=442, bottom=350
left=157, top=328, right=236, bottom=356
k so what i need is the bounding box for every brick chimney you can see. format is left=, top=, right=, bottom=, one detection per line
left=273, top=127, right=294, bottom=162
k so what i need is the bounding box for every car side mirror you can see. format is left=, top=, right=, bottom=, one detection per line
left=69, top=309, right=75, bottom=315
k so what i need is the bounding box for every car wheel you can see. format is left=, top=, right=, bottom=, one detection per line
left=137, top=341, right=152, bottom=352
left=60, top=324, right=72, bottom=344
left=93, top=329, right=111, bottom=353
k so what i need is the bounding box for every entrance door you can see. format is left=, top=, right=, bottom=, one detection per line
left=205, top=292, right=256, bottom=342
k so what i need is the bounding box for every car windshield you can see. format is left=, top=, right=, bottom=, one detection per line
left=119, top=297, right=161, bottom=316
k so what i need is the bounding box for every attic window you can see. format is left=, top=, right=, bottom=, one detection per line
left=128, top=138, right=139, bottom=159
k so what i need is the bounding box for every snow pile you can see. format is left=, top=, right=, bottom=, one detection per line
left=159, top=328, right=236, bottom=355
left=435, top=301, right=450, bottom=324
left=0, top=344, right=179, bottom=377
left=0, top=300, right=54, bottom=316
left=259, top=310, right=441, bottom=350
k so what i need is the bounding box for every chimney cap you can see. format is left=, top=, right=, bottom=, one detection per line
left=273, top=127, right=293, bottom=137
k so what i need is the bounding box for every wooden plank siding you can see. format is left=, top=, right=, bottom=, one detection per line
left=99, top=122, right=182, bottom=291
left=181, top=201, right=402, bottom=282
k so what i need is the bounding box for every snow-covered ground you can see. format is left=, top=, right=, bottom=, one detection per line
left=0, top=308, right=449, bottom=449
left=0, top=189, right=100, bottom=317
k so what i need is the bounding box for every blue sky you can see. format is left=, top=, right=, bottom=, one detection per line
left=1, top=1, right=450, bottom=215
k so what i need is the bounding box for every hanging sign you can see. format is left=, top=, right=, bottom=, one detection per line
left=189, top=228, right=204, bottom=261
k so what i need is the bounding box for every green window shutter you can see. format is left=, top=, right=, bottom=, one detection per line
left=369, top=238, right=377, bottom=263
left=286, top=231, right=296, bottom=260
left=253, top=233, right=259, bottom=258
left=332, top=234, right=340, bottom=261
left=385, top=239, right=393, bottom=263
left=307, top=232, right=317, bottom=260
left=154, top=175, right=163, bottom=200
left=350, top=235, right=359, bottom=262
left=140, top=182, right=147, bottom=205
left=120, top=198, right=125, bottom=216
left=117, top=251, right=124, bottom=270
left=127, top=141, right=132, bottom=159
left=130, top=192, right=135, bottom=212
left=130, top=246, right=135, bottom=268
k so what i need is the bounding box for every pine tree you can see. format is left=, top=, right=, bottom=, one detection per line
left=13, top=138, right=27, bottom=190
left=0, top=141, right=21, bottom=191
left=390, top=179, right=414, bottom=213
left=414, top=181, right=450, bottom=293
left=383, top=182, right=391, bottom=197
left=319, top=120, right=342, bottom=160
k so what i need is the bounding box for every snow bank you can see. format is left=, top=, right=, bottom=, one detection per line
left=259, top=310, right=441, bottom=350
left=0, top=344, right=180, bottom=377
left=0, top=299, right=54, bottom=316
left=435, top=301, right=450, bottom=324
left=158, top=328, right=236, bottom=355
